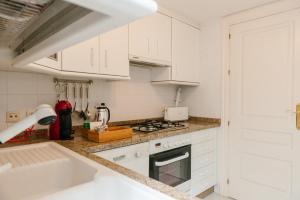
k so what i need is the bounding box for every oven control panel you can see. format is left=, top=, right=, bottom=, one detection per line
left=149, top=134, right=191, bottom=154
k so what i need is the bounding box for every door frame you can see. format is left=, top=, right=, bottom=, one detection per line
left=219, top=1, right=300, bottom=197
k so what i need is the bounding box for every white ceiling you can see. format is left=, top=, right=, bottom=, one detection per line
left=155, top=0, right=280, bottom=23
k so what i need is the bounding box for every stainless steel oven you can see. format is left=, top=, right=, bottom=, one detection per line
left=149, top=145, right=191, bottom=192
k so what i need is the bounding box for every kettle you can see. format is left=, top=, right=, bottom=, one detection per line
left=95, top=103, right=110, bottom=129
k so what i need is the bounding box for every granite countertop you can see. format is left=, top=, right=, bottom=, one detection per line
left=0, top=119, right=220, bottom=200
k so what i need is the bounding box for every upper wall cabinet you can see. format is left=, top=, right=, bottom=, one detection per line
left=172, top=19, right=200, bottom=83
left=62, top=37, right=100, bottom=74
left=152, top=18, right=200, bottom=86
left=129, top=13, right=172, bottom=66
left=99, top=25, right=129, bottom=77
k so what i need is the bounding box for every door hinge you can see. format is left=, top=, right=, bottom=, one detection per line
left=227, top=178, right=230, bottom=184
left=228, top=121, right=230, bottom=126
left=228, top=69, right=231, bottom=76
left=229, top=34, right=231, bottom=39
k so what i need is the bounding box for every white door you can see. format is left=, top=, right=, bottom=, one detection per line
left=99, top=25, right=129, bottom=77
left=172, top=19, right=200, bottom=83
left=62, top=37, right=99, bottom=74
left=229, top=10, right=300, bottom=200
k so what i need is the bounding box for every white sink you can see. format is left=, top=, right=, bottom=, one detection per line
left=41, top=175, right=175, bottom=200
left=0, top=142, right=175, bottom=200
left=0, top=142, right=98, bottom=200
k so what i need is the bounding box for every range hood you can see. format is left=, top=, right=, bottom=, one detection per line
left=0, top=0, right=157, bottom=67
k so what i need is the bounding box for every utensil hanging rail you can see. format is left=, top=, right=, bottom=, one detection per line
left=53, top=78, right=93, bottom=85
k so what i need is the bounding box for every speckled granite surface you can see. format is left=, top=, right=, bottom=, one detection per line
left=0, top=120, right=220, bottom=200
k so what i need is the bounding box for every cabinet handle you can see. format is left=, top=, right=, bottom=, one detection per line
left=105, top=50, right=108, bottom=68
left=147, top=38, right=150, bottom=54
left=90, top=48, right=94, bottom=66
left=113, top=155, right=126, bottom=162
left=156, top=39, right=159, bottom=56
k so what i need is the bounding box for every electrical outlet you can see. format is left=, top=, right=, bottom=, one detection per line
left=26, top=109, right=35, bottom=116
left=6, top=112, right=21, bottom=123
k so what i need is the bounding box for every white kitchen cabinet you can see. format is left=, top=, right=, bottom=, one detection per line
left=34, top=53, right=62, bottom=70
left=62, top=37, right=99, bottom=74
left=99, top=25, right=129, bottom=77
left=152, top=19, right=200, bottom=85
left=190, top=128, right=217, bottom=197
left=129, top=12, right=171, bottom=66
left=94, top=143, right=149, bottom=176
left=172, top=19, right=200, bottom=83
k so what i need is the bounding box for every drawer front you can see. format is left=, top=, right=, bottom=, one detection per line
left=191, top=164, right=217, bottom=196
left=94, top=142, right=149, bottom=162
left=192, top=140, right=216, bottom=158
left=192, top=163, right=216, bottom=182
left=192, top=151, right=216, bottom=170
left=191, top=129, right=217, bottom=145
left=191, top=174, right=217, bottom=197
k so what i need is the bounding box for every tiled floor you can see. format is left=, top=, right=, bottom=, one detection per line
left=204, top=193, right=233, bottom=200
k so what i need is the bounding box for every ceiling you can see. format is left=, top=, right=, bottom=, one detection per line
left=155, top=0, right=281, bottom=23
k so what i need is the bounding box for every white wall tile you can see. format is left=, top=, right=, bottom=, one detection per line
left=0, top=67, right=179, bottom=127
left=37, top=94, right=57, bottom=107
left=37, top=74, right=56, bottom=94
left=7, top=94, right=38, bottom=112
left=0, top=71, right=7, bottom=94
left=7, top=72, right=37, bottom=94
left=0, top=95, right=7, bottom=122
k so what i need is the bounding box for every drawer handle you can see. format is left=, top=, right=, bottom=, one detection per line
left=113, top=155, right=126, bottom=162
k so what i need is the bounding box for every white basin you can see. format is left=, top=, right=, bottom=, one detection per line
left=41, top=175, right=175, bottom=200
left=0, top=142, right=176, bottom=200
left=0, top=143, right=98, bottom=200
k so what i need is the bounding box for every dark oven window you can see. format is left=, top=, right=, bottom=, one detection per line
left=149, top=145, right=191, bottom=187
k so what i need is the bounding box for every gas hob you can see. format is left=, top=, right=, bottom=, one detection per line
left=132, top=120, right=186, bottom=133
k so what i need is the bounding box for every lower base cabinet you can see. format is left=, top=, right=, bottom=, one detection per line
left=190, top=128, right=217, bottom=197
left=93, top=129, right=218, bottom=197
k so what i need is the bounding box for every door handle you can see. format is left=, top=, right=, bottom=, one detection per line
left=296, top=104, right=300, bottom=130
left=113, top=155, right=126, bottom=162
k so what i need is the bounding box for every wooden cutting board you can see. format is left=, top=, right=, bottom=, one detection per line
left=87, top=126, right=133, bottom=143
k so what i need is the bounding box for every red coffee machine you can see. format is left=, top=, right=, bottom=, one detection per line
left=49, top=101, right=73, bottom=140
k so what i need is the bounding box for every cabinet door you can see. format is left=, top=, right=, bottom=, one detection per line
left=99, top=26, right=129, bottom=77
left=129, top=15, right=152, bottom=60
left=62, top=37, right=99, bottom=74
left=34, top=52, right=61, bottom=70
left=172, top=19, right=200, bottom=83
left=151, top=13, right=171, bottom=65
left=129, top=13, right=171, bottom=65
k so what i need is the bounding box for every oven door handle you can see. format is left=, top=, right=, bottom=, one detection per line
left=155, top=152, right=189, bottom=167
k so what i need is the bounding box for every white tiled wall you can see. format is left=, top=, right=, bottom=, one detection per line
left=0, top=66, right=177, bottom=130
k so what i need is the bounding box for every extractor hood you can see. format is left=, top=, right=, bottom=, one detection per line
left=0, top=0, right=157, bottom=67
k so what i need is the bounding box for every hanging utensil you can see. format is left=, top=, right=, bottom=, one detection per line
left=65, top=83, right=69, bottom=101
left=79, top=84, right=87, bottom=120
left=85, top=84, right=91, bottom=119
left=73, top=83, right=77, bottom=112
left=55, top=82, right=61, bottom=102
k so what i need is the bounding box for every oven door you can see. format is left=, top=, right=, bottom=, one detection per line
left=149, top=145, right=191, bottom=188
